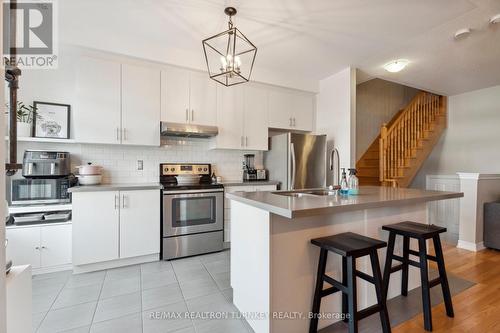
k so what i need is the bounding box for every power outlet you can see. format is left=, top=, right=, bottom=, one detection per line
left=137, top=160, right=143, bottom=171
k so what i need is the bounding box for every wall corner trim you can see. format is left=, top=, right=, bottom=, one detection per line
left=457, top=240, right=486, bottom=252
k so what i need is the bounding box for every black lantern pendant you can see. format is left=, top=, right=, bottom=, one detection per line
left=202, top=7, right=257, bottom=87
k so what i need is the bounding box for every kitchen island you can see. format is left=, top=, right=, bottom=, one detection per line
left=226, top=186, right=463, bottom=333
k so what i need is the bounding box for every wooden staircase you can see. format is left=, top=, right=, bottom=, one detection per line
left=356, top=91, right=447, bottom=187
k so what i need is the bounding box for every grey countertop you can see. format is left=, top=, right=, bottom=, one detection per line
left=68, top=183, right=162, bottom=193
left=221, top=180, right=281, bottom=187
left=226, top=186, right=463, bottom=218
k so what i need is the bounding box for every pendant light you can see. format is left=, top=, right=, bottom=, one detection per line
left=202, top=7, right=257, bottom=87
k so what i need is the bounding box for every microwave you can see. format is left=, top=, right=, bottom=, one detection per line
left=10, top=177, right=73, bottom=205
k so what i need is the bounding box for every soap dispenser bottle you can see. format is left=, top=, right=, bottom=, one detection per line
left=340, top=168, right=349, bottom=196
left=348, top=168, right=359, bottom=195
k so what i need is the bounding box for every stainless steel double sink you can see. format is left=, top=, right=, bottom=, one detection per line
left=272, top=188, right=340, bottom=197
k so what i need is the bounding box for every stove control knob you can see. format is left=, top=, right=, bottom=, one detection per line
left=198, top=168, right=202, bottom=171
left=170, top=168, right=175, bottom=172
left=203, top=168, right=208, bottom=171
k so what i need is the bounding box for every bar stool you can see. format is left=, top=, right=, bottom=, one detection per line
left=382, top=221, right=454, bottom=331
left=310, top=232, right=391, bottom=333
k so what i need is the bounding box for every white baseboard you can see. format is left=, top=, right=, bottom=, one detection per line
left=457, top=240, right=486, bottom=252
left=72, top=254, right=159, bottom=274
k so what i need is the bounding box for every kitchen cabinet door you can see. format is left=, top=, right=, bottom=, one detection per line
left=189, top=71, right=217, bottom=126
left=243, top=84, right=269, bottom=151
left=75, top=56, right=121, bottom=144
left=291, top=93, right=314, bottom=132
left=162, top=67, right=190, bottom=123
left=268, top=88, right=292, bottom=130
left=212, top=85, right=244, bottom=149
left=40, top=224, right=72, bottom=267
left=72, top=191, right=120, bottom=265
left=122, top=63, right=161, bottom=146
left=6, top=227, right=41, bottom=269
left=119, top=190, right=160, bottom=258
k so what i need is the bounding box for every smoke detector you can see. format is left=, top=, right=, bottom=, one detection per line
left=490, top=14, right=500, bottom=25
left=454, top=28, right=471, bottom=40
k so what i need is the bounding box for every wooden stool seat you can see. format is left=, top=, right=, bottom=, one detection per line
left=309, top=232, right=391, bottom=333
left=382, top=221, right=454, bottom=332
left=311, top=232, right=387, bottom=257
left=382, top=221, right=446, bottom=239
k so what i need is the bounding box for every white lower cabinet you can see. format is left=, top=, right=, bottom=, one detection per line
left=6, top=224, right=72, bottom=272
left=72, top=189, right=160, bottom=266
left=119, top=190, right=160, bottom=258
left=224, top=184, right=277, bottom=242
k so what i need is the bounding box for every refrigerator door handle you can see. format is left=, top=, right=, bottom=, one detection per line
left=290, top=142, right=296, bottom=190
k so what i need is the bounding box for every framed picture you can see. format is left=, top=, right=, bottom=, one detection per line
left=33, top=101, right=71, bottom=139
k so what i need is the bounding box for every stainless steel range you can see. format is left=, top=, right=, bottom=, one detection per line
left=160, top=163, right=224, bottom=260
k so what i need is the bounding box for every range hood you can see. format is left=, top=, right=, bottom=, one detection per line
left=160, top=122, right=219, bottom=138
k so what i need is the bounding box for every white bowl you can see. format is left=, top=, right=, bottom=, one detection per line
left=77, top=174, right=102, bottom=185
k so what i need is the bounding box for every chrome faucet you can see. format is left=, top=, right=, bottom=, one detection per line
left=329, top=148, right=340, bottom=187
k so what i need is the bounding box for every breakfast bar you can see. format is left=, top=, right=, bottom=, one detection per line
left=226, top=186, right=463, bottom=333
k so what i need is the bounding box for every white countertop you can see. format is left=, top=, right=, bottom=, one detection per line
left=221, top=180, right=280, bottom=187
left=226, top=186, right=463, bottom=218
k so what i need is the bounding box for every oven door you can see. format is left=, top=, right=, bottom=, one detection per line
left=10, top=178, right=70, bottom=205
left=162, top=189, right=223, bottom=237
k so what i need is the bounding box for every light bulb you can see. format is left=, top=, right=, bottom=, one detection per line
left=234, top=56, right=241, bottom=70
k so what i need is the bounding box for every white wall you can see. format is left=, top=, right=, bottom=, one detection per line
left=316, top=67, right=356, bottom=185
left=356, top=79, right=419, bottom=160
left=413, top=84, right=500, bottom=188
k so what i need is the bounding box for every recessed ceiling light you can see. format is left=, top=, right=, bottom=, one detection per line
left=454, top=28, right=471, bottom=40
left=383, top=59, right=409, bottom=73
left=490, top=14, right=500, bottom=25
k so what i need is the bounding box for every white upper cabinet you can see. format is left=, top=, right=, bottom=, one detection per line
left=161, top=67, right=217, bottom=126
left=162, top=67, right=190, bottom=124
left=211, top=84, right=268, bottom=151
left=76, top=56, right=161, bottom=146
left=189, top=71, right=217, bottom=126
left=212, top=85, right=244, bottom=149
left=122, top=63, right=161, bottom=146
left=243, top=84, right=269, bottom=151
left=75, top=57, right=122, bottom=144
left=268, top=88, right=314, bottom=132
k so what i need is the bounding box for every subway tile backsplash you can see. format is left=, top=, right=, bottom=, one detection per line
left=16, top=139, right=263, bottom=184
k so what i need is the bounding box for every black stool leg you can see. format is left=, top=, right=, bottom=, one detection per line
left=347, top=256, right=358, bottom=333
left=418, top=238, right=433, bottom=331
left=310, top=248, right=328, bottom=333
left=342, top=256, right=349, bottom=323
left=383, top=232, right=396, bottom=300
left=401, top=236, right=410, bottom=296
left=433, top=235, right=454, bottom=318
left=370, top=251, right=392, bottom=333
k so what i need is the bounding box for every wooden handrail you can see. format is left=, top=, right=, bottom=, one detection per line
left=379, top=91, right=443, bottom=186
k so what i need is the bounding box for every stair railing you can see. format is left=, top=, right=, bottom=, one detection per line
left=379, top=92, right=442, bottom=187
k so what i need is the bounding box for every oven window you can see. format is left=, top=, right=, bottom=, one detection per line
left=172, top=196, right=216, bottom=227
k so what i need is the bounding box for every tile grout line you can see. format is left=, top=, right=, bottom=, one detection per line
left=34, top=272, right=72, bottom=333
left=170, top=259, right=199, bottom=332
left=88, top=270, right=107, bottom=331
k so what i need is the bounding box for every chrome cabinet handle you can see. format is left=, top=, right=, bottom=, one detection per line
left=114, top=195, right=119, bottom=209
left=122, top=195, right=126, bottom=208
left=293, top=118, right=296, bottom=127
left=245, top=136, right=248, bottom=147
left=123, top=128, right=127, bottom=141
left=185, top=109, right=189, bottom=122
left=289, top=118, right=292, bottom=126
left=241, top=136, right=244, bottom=147
left=41, top=246, right=47, bottom=249
left=191, top=109, right=194, bottom=122
left=290, top=142, right=296, bottom=190
left=35, top=246, right=40, bottom=250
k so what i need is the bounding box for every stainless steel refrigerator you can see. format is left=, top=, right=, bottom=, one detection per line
left=264, top=133, right=327, bottom=190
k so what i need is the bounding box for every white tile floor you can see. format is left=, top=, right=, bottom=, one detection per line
left=32, top=250, right=254, bottom=333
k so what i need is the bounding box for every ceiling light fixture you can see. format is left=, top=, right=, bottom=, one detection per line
left=383, top=59, right=409, bottom=73
left=454, top=28, right=471, bottom=40
left=490, top=14, right=500, bottom=25
left=202, top=7, right=257, bottom=87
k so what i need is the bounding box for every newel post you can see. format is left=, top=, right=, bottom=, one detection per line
left=379, top=123, right=388, bottom=182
